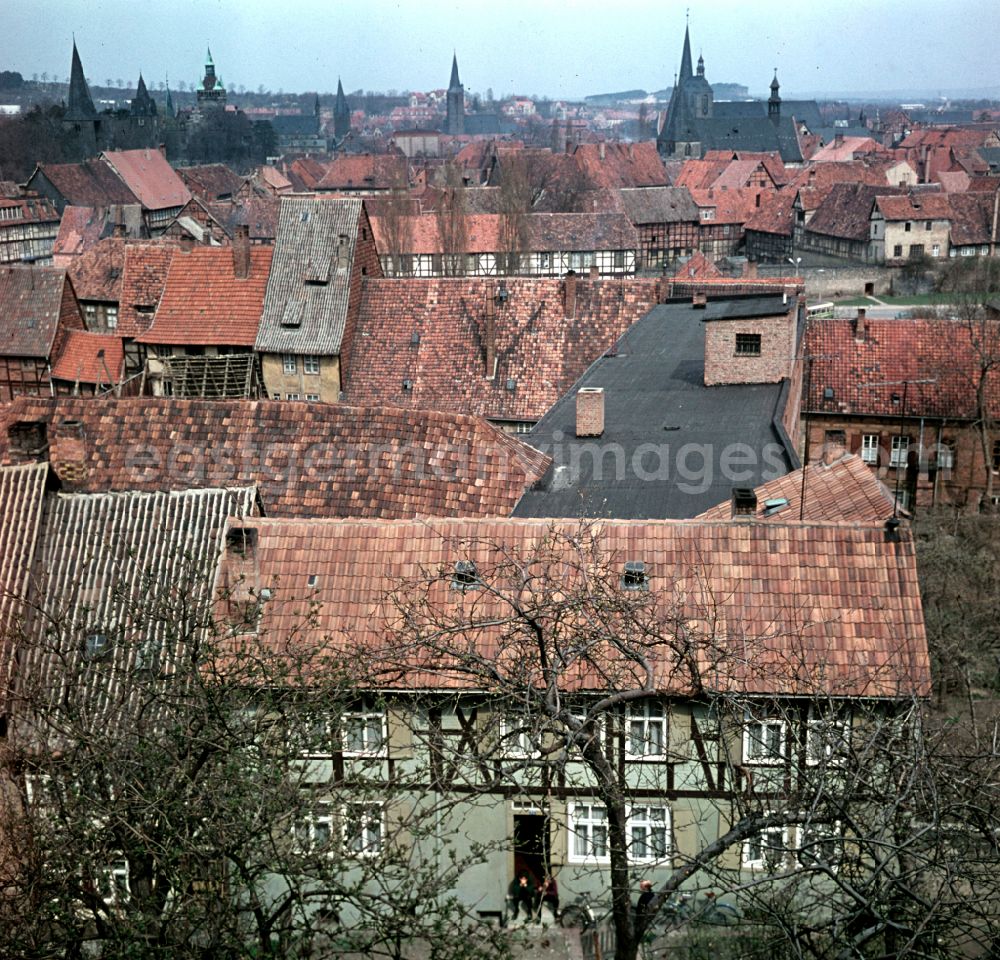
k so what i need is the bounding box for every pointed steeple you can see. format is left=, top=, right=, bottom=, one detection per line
left=206, top=45, right=214, bottom=66
left=131, top=72, right=157, bottom=118
left=136, top=73, right=148, bottom=98
left=67, top=39, right=97, bottom=121
left=679, top=24, right=694, bottom=81
left=697, top=52, right=705, bottom=77
left=334, top=78, right=351, bottom=139
left=449, top=52, right=461, bottom=91
left=768, top=70, right=782, bottom=120
left=165, top=77, right=174, bottom=118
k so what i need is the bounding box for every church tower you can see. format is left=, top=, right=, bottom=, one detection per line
left=196, top=46, right=227, bottom=111
left=64, top=40, right=99, bottom=155
left=445, top=53, right=464, bottom=136
left=130, top=74, right=158, bottom=118
left=768, top=71, right=782, bottom=120
left=657, top=22, right=709, bottom=159
left=334, top=78, right=351, bottom=140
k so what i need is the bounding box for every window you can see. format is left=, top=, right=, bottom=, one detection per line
left=796, top=822, right=842, bottom=869
left=806, top=711, right=851, bottom=766
left=627, top=701, right=666, bottom=758
left=305, top=394, right=320, bottom=402
left=893, top=244, right=903, bottom=257
left=570, top=803, right=609, bottom=861
left=291, top=713, right=334, bottom=757
left=743, top=712, right=786, bottom=764
left=925, top=220, right=932, bottom=231
left=84, top=303, right=97, bottom=325
left=97, top=859, right=130, bottom=905
left=106, top=305, right=118, bottom=329
left=630, top=805, right=670, bottom=861
left=904, top=221, right=912, bottom=232
left=515, top=421, right=533, bottom=434
left=293, top=801, right=333, bottom=853
left=909, top=244, right=924, bottom=258
left=282, top=354, right=297, bottom=375
left=735, top=333, right=762, bottom=356
left=84, top=632, right=111, bottom=660
left=500, top=717, right=537, bottom=757
left=343, top=698, right=386, bottom=756
left=824, top=429, right=846, bottom=450
left=935, top=439, right=955, bottom=471
left=303, top=355, right=320, bottom=375
left=932, top=243, right=940, bottom=257
left=613, top=249, right=625, bottom=269
left=621, top=560, right=648, bottom=591
left=344, top=802, right=384, bottom=856
left=743, top=826, right=788, bottom=869
left=285, top=393, right=300, bottom=401
left=861, top=434, right=879, bottom=465
left=451, top=559, right=480, bottom=591
left=890, top=434, right=910, bottom=468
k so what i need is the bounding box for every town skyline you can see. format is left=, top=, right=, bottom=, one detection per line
left=5, top=0, right=1000, bottom=103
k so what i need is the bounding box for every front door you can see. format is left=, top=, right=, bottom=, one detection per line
left=513, top=813, right=549, bottom=887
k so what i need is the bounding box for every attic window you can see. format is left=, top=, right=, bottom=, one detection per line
left=402, top=379, right=413, bottom=391
left=280, top=300, right=304, bottom=328
left=8, top=421, right=47, bottom=457
left=226, top=527, right=258, bottom=558
left=84, top=632, right=111, bottom=660
left=307, top=574, right=319, bottom=588
left=506, top=379, right=517, bottom=392
left=621, top=561, right=648, bottom=591
left=300, top=210, right=310, bottom=223
left=451, top=560, right=480, bottom=591
left=763, top=497, right=789, bottom=516
left=823, top=387, right=835, bottom=400
left=411, top=332, right=421, bottom=345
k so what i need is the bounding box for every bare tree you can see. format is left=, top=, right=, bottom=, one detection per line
left=435, top=161, right=468, bottom=277
left=359, top=522, right=1000, bottom=960
left=379, top=163, right=413, bottom=277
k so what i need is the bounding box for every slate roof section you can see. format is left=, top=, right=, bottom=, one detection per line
left=514, top=297, right=798, bottom=519
left=225, top=515, right=930, bottom=699
left=256, top=196, right=363, bottom=355
left=803, top=316, right=1000, bottom=419
left=345, top=277, right=661, bottom=421
left=617, top=187, right=700, bottom=225
left=0, top=397, right=551, bottom=520
left=805, top=183, right=895, bottom=242
left=65, top=236, right=127, bottom=302
left=50, top=330, right=125, bottom=385
left=102, top=150, right=191, bottom=211
left=176, top=163, right=244, bottom=202
left=0, top=462, right=49, bottom=696
left=17, top=486, right=256, bottom=708
left=695, top=453, right=896, bottom=523
left=32, top=160, right=139, bottom=208
left=0, top=267, right=76, bottom=358
left=117, top=244, right=176, bottom=338
left=137, top=246, right=273, bottom=346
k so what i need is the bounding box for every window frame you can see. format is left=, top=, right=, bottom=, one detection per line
left=293, top=800, right=335, bottom=854
left=734, top=332, right=762, bottom=357
left=568, top=801, right=611, bottom=863
left=743, top=824, right=789, bottom=870
left=628, top=804, right=671, bottom=863
left=890, top=434, right=910, bottom=468
left=282, top=354, right=298, bottom=375
left=743, top=710, right=787, bottom=765
left=805, top=710, right=851, bottom=767
left=344, top=801, right=385, bottom=858
left=626, top=701, right=667, bottom=760
left=342, top=697, right=387, bottom=757
left=861, top=433, right=880, bottom=465
left=303, top=355, right=321, bottom=376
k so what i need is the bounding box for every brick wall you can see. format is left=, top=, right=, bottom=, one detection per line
left=703, top=308, right=796, bottom=386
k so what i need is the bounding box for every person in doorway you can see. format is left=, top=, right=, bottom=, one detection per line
left=537, top=873, right=559, bottom=920
left=508, top=872, right=537, bottom=922
left=635, top=879, right=656, bottom=936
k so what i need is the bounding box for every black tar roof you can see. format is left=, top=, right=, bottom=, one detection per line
left=513, top=298, right=798, bottom=520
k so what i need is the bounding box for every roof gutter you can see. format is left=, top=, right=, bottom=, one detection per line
left=771, top=377, right=801, bottom=471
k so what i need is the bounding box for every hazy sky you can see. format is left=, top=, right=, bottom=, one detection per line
left=5, top=0, right=998, bottom=100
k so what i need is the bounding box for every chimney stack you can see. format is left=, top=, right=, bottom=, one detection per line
left=575, top=387, right=605, bottom=438
left=731, top=486, right=758, bottom=518
left=589, top=264, right=599, bottom=279
left=233, top=224, right=251, bottom=279
left=854, top=307, right=868, bottom=342
left=563, top=270, right=577, bottom=318
left=692, top=291, right=707, bottom=308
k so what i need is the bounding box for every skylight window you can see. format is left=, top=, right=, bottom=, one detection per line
left=621, top=561, right=648, bottom=591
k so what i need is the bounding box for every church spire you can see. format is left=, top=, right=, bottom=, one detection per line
left=334, top=78, right=351, bottom=139
left=67, top=39, right=97, bottom=121
left=679, top=23, right=694, bottom=81
left=165, top=75, right=174, bottom=118
left=449, top=52, right=461, bottom=91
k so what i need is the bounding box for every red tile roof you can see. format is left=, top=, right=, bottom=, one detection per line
left=52, top=206, right=108, bottom=260
left=49, top=329, right=126, bottom=385
left=0, top=397, right=551, bottom=520
left=948, top=191, right=997, bottom=245
left=117, top=244, right=177, bottom=338
left=175, top=163, right=244, bottom=202
left=744, top=190, right=796, bottom=235
left=696, top=454, right=896, bottom=523
left=571, top=142, right=669, bottom=189
left=874, top=192, right=952, bottom=222
left=66, top=236, right=127, bottom=302
left=315, top=154, right=408, bottom=191
left=102, top=150, right=191, bottom=211
left=804, top=316, right=1000, bottom=419
left=136, top=246, right=273, bottom=347
left=33, top=159, right=138, bottom=208
left=224, top=516, right=930, bottom=699
left=689, top=186, right=763, bottom=225
left=810, top=137, right=884, bottom=163
left=0, top=266, right=78, bottom=358
left=345, top=276, right=661, bottom=421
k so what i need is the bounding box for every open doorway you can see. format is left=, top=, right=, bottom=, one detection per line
left=513, top=812, right=550, bottom=887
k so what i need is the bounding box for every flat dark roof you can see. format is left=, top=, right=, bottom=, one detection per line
left=513, top=299, right=798, bottom=520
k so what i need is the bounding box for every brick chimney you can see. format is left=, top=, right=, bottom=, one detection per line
left=575, top=387, right=605, bottom=437
left=233, top=224, right=251, bottom=279
left=588, top=264, right=599, bottom=279
left=731, top=486, right=758, bottom=518
left=853, top=307, right=867, bottom=343
left=692, top=291, right=707, bottom=308
left=563, top=270, right=577, bottom=318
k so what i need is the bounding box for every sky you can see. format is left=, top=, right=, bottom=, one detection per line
left=4, top=0, right=998, bottom=101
